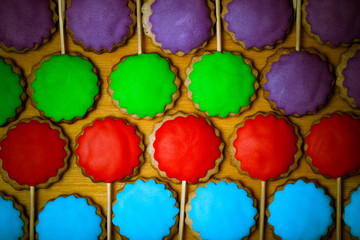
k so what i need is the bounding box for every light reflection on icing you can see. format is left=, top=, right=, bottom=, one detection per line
left=112, top=179, right=179, bottom=240
left=188, top=181, right=257, bottom=240
left=268, top=180, right=333, bottom=240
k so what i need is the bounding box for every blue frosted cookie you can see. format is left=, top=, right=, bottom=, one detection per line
left=344, top=185, right=360, bottom=239
left=36, top=194, right=105, bottom=240
left=186, top=180, right=257, bottom=240
left=0, top=192, right=27, bottom=240
left=112, top=179, right=179, bottom=240
left=268, top=179, right=334, bottom=240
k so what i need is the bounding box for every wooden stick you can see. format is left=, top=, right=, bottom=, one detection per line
left=137, top=0, right=142, bottom=54
left=216, top=0, right=221, bottom=52
left=30, top=186, right=35, bottom=240
left=259, top=181, right=266, bottom=240
left=107, top=183, right=112, bottom=240
left=293, top=0, right=297, bottom=12
left=295, top=0, right=301, bottom=51
left=336, top=177, right=342, bottom=240
left=58, top=0, right=66, bottom=54
left=179, top=181, right=187, bottom=240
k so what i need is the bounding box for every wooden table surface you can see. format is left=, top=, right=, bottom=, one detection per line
left=1, top=9, right=360, bottom=239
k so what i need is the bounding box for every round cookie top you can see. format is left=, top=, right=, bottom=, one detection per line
left=0, top=194, right=25, bottom=240
left=0, top=58, right=25, bottom=126
left=0, top=118, right=70, bottom=190
left=305, top=113, right=360, bottom=178
left=268, top=179, right=334, bottom=240
left=148, top=113, right=223, bottom=184
left=143, top=0, right=214, bottom=55
left=344, top=186, right=360, bottom=239
left=337, top=45, right=360, bottom=108
left=76, top=117, right=143, bottom=183
left=229, top=112, right=302, bottom=181
left=223, top=0, right=292, bottom=50
left=67, top=0, right=135, bottom=52
left=36, top=194, right=104, bottom=240
left=112, top=179, right=179, bottom=240
left=109, top=53, right=179, bottom=118
left=186, top=51, right=257, bottom=117
left=31, top=53, right=99, bottom=123
left=186, top=180, right=257, bottom=240
left=262, top=48, right=333, bottom=116
left=0, top=0, right=55, bottom=52
left=303, top=0, right=360, bottom=46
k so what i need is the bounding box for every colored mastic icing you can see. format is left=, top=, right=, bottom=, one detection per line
left=143, top=0, right=214, bottom=55
left=229, top=112, right=302, bottom=181
left=0, top=118, right=70, bottom=189
left=344, top=186, right=360, bottom=239
left=342, top=51, right=360, bottom=106
left=262, top=48, right=333, bottom=116
left=0, top=194, right=25, bottom=240
left=0, top=0, right=55, bottom=52
left=31, top=53, right=99, bottom=122
left=186, top=51, right=257, bottom=118
left=36, top=195, right=104, bottom=240
left=303, top=0, right=360, bottom=46
left=109, top=53, right=179, bottom=118
left=268, top=179, right=334, bottom=240
left=67, top=0, right=135, bottom=52
left=112, top=179, right=179, bottom=240
left=305, top=113, right=360, bottom=178
left=76, top=117, right=143, bottom=183
left=223, top=0, right=292, bottom=50
left=148, top=113, right=223, bottom=184
left=337, top=45, right=360, bottom=108
left=186, top=180, right=257, bottom=240
left=0, top=58, right=25, bottom=126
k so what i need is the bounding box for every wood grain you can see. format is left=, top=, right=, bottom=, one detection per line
left=1, top=11, right=360, bottom=240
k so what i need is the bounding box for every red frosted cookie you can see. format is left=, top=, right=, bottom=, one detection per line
left=75, top=117, right=144, bottom=183
left=229, top=112, right=302, bottom=181
left=0, top=118, right=70, bottom=190
left=148, top=112, right=224, bottom=184
left=305, top=112, right=360, bottom=178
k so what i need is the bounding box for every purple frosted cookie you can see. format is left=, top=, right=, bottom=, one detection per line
left=0, top=0, right=56, bottom=52
left=337, top=44, right=360, bottom=109
left=66, top=0, right=136, bottom=53
left=303, top=0, right=360, bottom=47
left=142, top=0, right=215, bottom=56
left=261, top=48, right=334, bottom=116
left=222, top=0, right=293, bottom=50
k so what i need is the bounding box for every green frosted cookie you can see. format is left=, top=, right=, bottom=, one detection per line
left=0, top=58, right=25, bottom=126
left=31, top=53, right=99, bottom=122
left=186, top=51, right=258, bottom=118
left=109, top=53, right=179, bottom=118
